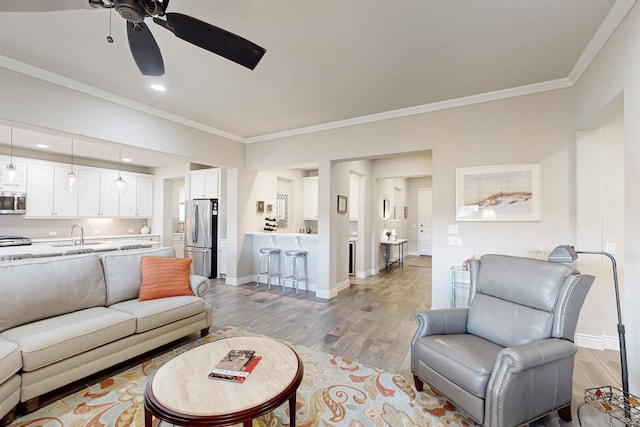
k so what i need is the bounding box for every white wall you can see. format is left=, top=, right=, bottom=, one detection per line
left=246, top=89, right=576, bottom=310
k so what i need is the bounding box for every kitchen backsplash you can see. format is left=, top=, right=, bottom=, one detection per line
left=0, top=216, right=152, bottom=239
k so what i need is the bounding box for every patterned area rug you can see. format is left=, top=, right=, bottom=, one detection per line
left=10, top=326, right=477, bottom=427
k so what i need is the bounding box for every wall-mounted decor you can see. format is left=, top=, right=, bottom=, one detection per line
left=267, top=203, right=273, bottom=214
left=456, top=163, right=541, bottom=221
left=383, top=199, right=390, bottom=219
left=404, top=206, right=408, bottom=219
left=337, top=195, right=348, bottom=214
left=256, top=200, right=265, bottom=214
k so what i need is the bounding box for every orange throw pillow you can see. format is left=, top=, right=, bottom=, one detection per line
left=139, top=256, right=194, bottom=301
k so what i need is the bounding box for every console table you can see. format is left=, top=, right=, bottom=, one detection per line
left=381, top=239, right=408, bottom=271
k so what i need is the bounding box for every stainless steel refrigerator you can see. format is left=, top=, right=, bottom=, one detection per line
left=184, top=199, right=218, bottom=278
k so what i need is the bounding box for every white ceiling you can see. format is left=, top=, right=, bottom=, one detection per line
left=0, top=0, right=628, bottom=166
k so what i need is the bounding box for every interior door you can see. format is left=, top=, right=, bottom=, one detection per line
left=418, top=188, right=432, bottom=256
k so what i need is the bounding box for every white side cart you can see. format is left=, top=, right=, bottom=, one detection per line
left=449, top=266, right=471, bottom=308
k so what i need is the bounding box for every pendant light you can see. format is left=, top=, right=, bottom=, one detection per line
left=61, top=139, right=79, bottom=191
left=1, top=127, right=25, bottom=187
left=111, top=148, right=129, bottom=193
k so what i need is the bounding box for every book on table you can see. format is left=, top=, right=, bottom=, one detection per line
left=208, top=349, right=261, bottom=383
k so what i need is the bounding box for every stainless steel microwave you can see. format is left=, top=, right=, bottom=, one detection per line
left=0, top=192, right=26, bottom=214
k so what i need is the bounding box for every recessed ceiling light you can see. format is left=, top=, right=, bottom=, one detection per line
left=122, top=157, right=132, bottom=162
left=150, top=83, right=166, bottom=92
left=36, top=144, right=49, bottom=149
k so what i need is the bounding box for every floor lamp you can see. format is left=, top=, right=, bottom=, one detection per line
left=548, top=245, right=637, bottom=425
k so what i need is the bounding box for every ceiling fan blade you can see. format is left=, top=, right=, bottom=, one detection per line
left=153, top=12, right=266, bottom=70
left=0, top=0, right=90, bottom=12
left=127, top=21, right=165, bottom=76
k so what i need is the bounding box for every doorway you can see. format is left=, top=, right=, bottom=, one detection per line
left=418, top=188, right=432, bottom=256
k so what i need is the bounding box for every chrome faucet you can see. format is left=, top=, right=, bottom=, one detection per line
left=70, top=224, right=84, bottom=247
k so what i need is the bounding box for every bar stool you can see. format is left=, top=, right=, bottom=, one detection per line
left=284, top=250, right=308, bottom=294
left=257, top=248, right=282, bottom=290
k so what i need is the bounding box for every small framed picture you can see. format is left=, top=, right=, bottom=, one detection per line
left=256, top=201, right=265, bottom=214
left=337, top=195, right=348, bottom=214
left=266, top=203, right=273, bottom=213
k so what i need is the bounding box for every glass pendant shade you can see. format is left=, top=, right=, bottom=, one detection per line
left=61, top=170, right=79, bottom=191
left=61, top=138, right=79, bottom=191
left=0, top=163, right=24, bottom=187
left=1, top=127, right=25, bottom=187
left=111, top=148, right=128, bottom=193
left=111, top=175, right=129, bottom=193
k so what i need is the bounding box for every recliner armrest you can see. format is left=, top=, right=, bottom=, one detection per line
left=414, top=308, right=469, bottom=338
left=495, top=338, right=576, bottom=373
left=189, top=274, right=209, bottom=297
left=486, top=338, right=577, bottom=426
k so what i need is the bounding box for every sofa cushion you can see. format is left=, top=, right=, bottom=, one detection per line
left=0, top=338, right=21, bottom=384
left=100, top=247, right=176, bottom=305
left=109, top=296, right=205, bottom=333
left=0, top=254, right=106, bottom=332
left=138, top=256, right=193, bottom=301
left=414, top=334, right=503, bottom=398
left=0, top=307, right=136, bottom=371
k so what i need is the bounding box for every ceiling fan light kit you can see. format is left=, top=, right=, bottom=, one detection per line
left=1, top=127, right=25, bottom=187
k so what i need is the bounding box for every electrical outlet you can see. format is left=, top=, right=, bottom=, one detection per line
left=448, top=225, right=459, bottom=234
left=448, top=236, right=463, bottom=246
left=93, top=230, right=100, bottom=234
left=48, top=231, right=57, bottom=236
left=128, top=229, right=134, bottom=233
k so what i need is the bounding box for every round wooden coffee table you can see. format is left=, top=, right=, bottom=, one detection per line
left=144, top=336, right=303, bottom=427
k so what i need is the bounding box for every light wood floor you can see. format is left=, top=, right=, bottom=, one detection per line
left=206, top=256, right=623, bottom=426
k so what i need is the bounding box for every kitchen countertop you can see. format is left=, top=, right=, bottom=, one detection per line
left=31, top=234, right=160, bottom=243
left=248, top=232, right=318, bottom=239
left=0, top=238, right=160, bottom=259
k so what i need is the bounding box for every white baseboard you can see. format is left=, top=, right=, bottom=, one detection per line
left=316, top=279, right=350, bottom=300
left=355, top=270, right=370, bottom=279
left=408, top=250, right=419, bottom=256
left=224, top=275, right=254, bottom=286
left=575, top=333, right=620, bottom=351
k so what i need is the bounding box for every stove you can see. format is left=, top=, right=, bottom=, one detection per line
left=0, top=236, right=32, bottom=247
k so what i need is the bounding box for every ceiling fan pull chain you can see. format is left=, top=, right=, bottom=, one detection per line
left=106, top=9, right=114, bottom=43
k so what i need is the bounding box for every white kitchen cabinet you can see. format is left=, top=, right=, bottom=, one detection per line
left=349, top=174, right=359, bottom=220
left=77, top=169, right=100, bottom=216
left=99, top=172, right=120, bottom=217
left=26, top=164, right=78, bottom=217
left=190, top=168, right=219, bottom=199
left=119, top=174, right=153, bottom=217
left=302, top=176, right=318, bottom=220
left=136, top=175, right=153, bottom=217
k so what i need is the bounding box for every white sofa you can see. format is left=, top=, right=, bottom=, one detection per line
left=0, top=247, right=212, bottom=425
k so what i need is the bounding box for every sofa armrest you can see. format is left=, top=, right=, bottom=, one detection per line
left=485, top=338, right=577, bottom=426
left=414, top=308, right=469, bottom=339
left=189, top=275, right=209, bottom=297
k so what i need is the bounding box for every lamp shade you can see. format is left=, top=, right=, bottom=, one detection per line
left=60, top=170, right=79, bottom=191
left=547, top=245, right=578, bottom=263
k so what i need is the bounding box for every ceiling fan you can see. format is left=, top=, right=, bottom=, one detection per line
left=0, top=0, right=267, bottom=76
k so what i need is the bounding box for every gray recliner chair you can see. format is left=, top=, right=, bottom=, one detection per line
left=411, top=254, right=594, bottom=427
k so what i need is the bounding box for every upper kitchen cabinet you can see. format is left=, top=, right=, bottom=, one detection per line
left=302, top=176, right=318, bottom=220
left=0, top=157, right=26, bottom=193
left=190, top=168, right=219, bottom=199
left=26, top=163, right=78, bottom=217
left=25, top=158, right=153, bottom=219
left=119, top=174, right=153, bottom=217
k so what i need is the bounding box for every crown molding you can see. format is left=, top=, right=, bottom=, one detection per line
left=0, top=54, right=244, bottom=143
left=568, top=0, right=636, bottom=84
left=245, top=78, right=573, bottom=143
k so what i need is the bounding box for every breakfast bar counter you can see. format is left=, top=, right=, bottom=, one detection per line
left=246, top=232, right=318, bottom=293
